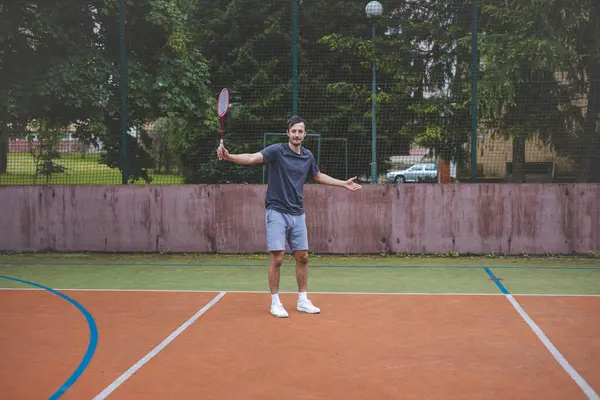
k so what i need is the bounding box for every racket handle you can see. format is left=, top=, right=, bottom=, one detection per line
left=218, top=139, right=224, bottom=160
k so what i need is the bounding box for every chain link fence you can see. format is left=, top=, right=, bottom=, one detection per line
left=1, top=0, right=598, bottom=185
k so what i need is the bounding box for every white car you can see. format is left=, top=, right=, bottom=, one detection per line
left=387, top=163, right=438, bottom=183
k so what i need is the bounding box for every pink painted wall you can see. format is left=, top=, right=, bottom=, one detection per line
left=1, top=184, right=598, bottom=255
left=9, top=139, right=87, bottom=153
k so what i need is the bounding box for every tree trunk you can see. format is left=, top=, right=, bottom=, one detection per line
left=0, top=127, right=8, bottom=174
left=510, top=135, right=526, bottom=182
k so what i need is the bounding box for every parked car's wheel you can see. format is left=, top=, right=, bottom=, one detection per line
left=394, top=175, right=405, bottom=183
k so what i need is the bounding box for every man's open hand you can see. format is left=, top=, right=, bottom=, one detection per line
left=343, top=176, right=362, bottom=191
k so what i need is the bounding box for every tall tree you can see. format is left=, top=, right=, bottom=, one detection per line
left=185, top=0, right=297, bottom=183
left=192, top=0, right=475, bottom=182
left=478, top=0, right=600, bottom=182
left=0, top=0, right=213, bottom=182
left=318, top=0, right=476, bottom=178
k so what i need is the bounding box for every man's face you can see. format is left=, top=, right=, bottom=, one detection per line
left=287, top=122, right=306, bottom=146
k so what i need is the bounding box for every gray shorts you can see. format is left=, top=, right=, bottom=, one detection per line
left=265, top=208, right=309, bottom=252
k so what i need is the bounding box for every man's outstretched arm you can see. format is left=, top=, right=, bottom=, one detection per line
left=314, top=172, right=362, bottom=191
left=217, top=146, right=264, bottom=165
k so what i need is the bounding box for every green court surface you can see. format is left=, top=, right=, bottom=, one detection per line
left=1, top=253, right=599, bottom=295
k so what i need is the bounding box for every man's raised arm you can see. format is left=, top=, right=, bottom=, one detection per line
left=217, top=146, right=264, bottom=164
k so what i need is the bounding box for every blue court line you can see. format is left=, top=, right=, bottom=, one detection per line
left=1, top=261, right=600, bottom=270
left=0, top=275, right=98, bottom=400
left=483, top=267, right=510, bottom=295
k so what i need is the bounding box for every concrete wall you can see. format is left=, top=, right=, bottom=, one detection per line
left=1, top=184, right=598, bottom=255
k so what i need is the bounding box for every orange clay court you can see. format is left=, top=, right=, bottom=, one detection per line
left=0, top=254, right=599, bottom=400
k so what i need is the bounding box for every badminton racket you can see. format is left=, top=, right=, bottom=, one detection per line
left=217, top=88, right=230, bottom=155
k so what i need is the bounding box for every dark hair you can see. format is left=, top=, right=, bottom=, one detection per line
left=286, top=115, right=306, bottom=131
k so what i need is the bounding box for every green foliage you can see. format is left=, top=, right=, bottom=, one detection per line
left=0, top=0, right=214, bottom=183
left=25, top=120, right=68, bottom=184
left=316, top=0, right=475, bottom=172
left=3, top=0, right=598, bottom=184
left=182, top=140, right=263, bottom=184
left=478, top=0, right=600, bottom=181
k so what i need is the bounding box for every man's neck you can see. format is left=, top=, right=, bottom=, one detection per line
left=288, top=142, right=301, bottom=154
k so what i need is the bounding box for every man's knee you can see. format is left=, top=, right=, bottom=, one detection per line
left=294, top=250, right=309, bottom=265
left=270, top=251, right=285, bottom=267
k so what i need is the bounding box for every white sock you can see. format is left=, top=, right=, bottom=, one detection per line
left=298, top=292, right=307, bottom=301
left=271, top=293, right=280, bottom=305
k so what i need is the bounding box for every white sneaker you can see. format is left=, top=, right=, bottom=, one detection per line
left=270, top=303, right=289, bottom=318
left=297, top=298, right=320, bottom=314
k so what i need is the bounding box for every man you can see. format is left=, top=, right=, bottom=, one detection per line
left=216, top=115, right=362, bottom=318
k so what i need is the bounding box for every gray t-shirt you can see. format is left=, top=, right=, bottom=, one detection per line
left=260, top=143, right=320, bottom=215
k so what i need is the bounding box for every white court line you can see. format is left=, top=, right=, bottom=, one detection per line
left=92, top=291, right=227, bottom=400
left=0, top=287, right=499, bottom=295
left=504, top=294, right=599, bottom=400
left=2, top=287, right=600, bottom=297
left=512, top=293, right=600, bottom=297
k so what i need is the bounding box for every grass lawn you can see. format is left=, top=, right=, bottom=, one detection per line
left=0, top=152, right=183, bottom=185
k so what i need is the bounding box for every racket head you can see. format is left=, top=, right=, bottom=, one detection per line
left=217, top=88, right=230, bottom=118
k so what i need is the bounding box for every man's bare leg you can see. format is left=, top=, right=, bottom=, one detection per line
left=294, top=250, right=320, bottom=314
left=268, top=250, right=288, bottom=318
left=294, top=250, right=309, bottom=292
left=269, top=250, right=285, bottom=295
